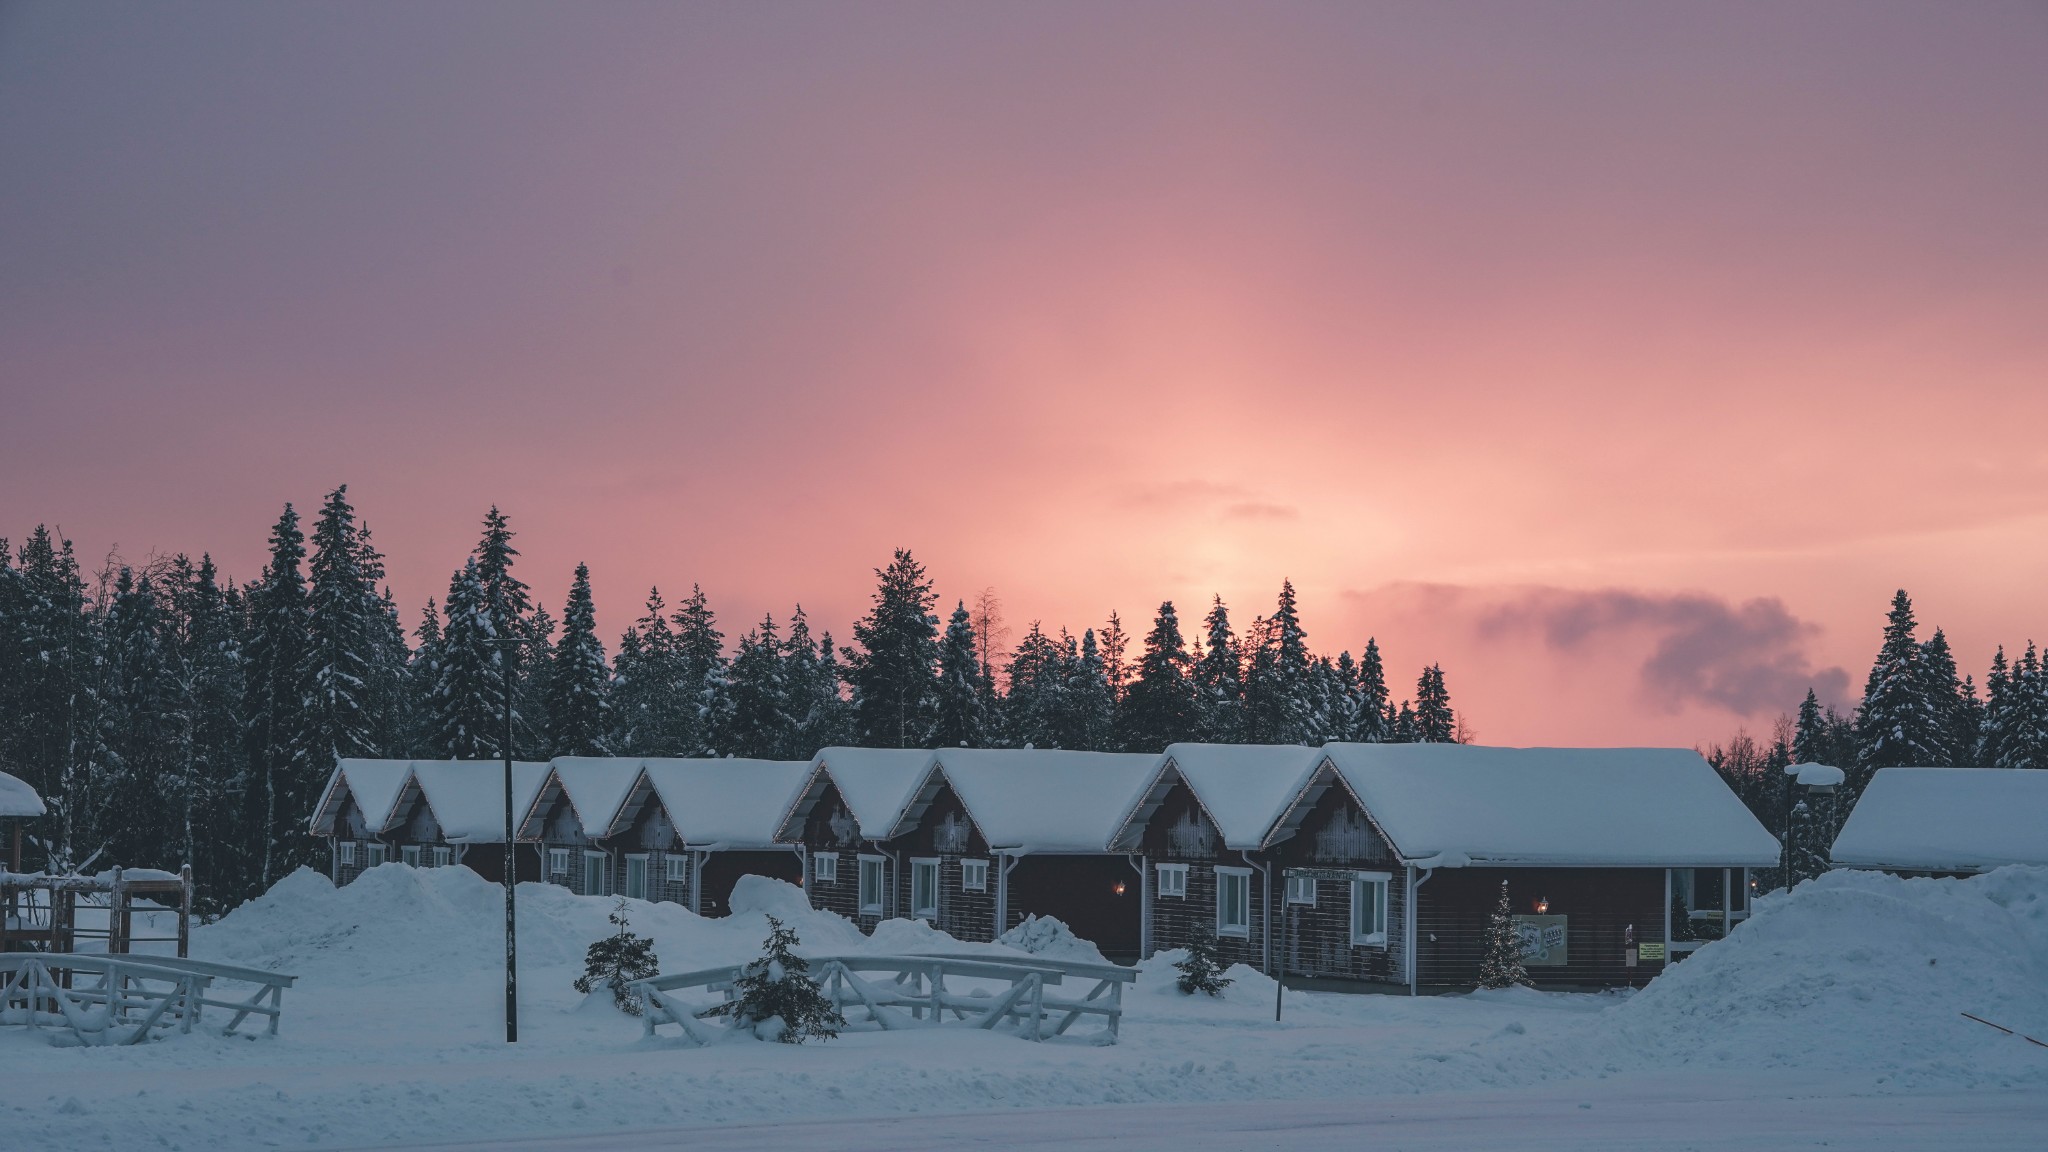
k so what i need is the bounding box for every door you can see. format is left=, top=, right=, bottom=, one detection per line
left=625, top=855, right=648, bottom=900
left=911, top=859, right=939, bottom=920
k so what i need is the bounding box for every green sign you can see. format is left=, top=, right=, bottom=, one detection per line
left=1637, top=942, right=1666, bottom=961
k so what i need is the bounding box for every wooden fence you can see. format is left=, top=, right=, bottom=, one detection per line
left=0, top=953, right=296, bottom=1045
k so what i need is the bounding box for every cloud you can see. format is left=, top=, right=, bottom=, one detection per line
left=1475, top=587, right=1852, bottom=717
left=1222, top=501, right=1299, bottom=522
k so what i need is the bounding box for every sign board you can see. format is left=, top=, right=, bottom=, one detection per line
left=1512, top=915, right=1569, bottom=967
left=1637, top=941, right=1666, bottom=962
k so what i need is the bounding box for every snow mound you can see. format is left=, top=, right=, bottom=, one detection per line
left=1610, top=865, right=2048, bottom=1087
left=996, top=914, right=1109, bottom=964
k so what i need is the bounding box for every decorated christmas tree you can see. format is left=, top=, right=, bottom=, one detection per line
left=710, top=915, right=845, bottom=1043
left=1478, top=880, right=1529, bottom=989
left=1175, top=924, right=1233, bottom=996
left=1669, top=892, right=1698, bottom=941
left=574, top=898, right=660, bottom=1014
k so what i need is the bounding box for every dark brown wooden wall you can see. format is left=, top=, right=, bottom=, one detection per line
left=1269, top=783, right=1404, bottom=983
left=1416, top=867, right=1667, bottom=989
left=1139, top=781, right=1267, bottom=970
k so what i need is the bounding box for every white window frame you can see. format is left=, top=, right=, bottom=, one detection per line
left=665, top=854, right=690, bottom=884
left=1156, top=863, right=1188, bottom=899
left=624, top=853, right=649, bottom=900
left=911, top=857, right=940, bottom=921
left=814, top=852, right=839, bottom=884
left=582, top=850, right=608, bottom=896
left=1286, top=874, right=1316, bottom=906
left=366, top=842, right=388, bottom=868
left=1216, top=867, right=1252, bottom=938
left=400, top=845, right=421, bottom=868
left=1351, top=871, right=1391, bottom=947
left=857, top=854, right=886, bottom=915
left=548, top=848, right=570, bottom=877
left=338, top=841, right=357, bottom=867
left=961, top=858, right=988, bottom=892
left=431, top=846, right=452, bottom=868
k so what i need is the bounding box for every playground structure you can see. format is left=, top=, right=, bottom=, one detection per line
left=0, top=865, right=195, bottom=957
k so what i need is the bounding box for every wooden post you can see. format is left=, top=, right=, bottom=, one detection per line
left=109, top=867, right=127, bottom=956
left=178, top=864, right=193, bottom=958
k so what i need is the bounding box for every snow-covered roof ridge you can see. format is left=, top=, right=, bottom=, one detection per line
left=310, top=759, right=415, bottom=836
left=408, top=760, right=553, bottom=844
left=541, top=757, right=649, bottom=836
left=1313, top=743, right=1781, bottom=867
left=0, top=769, right=46, bottom=818
left=1831, top=766, right=2048, bottom=873
left=637, top=758, right=813, bottom=848
left=1110, top=743, right=1326, bottom=851
left=917, top=748, right=1161, bottom=853
left=792, top=747, right=940, bottom=840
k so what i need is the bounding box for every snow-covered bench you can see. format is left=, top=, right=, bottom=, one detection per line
left=633, top=953, right=1135, bottom=1045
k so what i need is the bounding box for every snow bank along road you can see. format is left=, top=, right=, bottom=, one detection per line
left=1, top=864, right=2043, bottom=1151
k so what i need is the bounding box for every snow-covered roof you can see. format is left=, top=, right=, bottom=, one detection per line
left=1109, top=744, right=1326, bottom=851
left=310, top=759, right=414, bottom=836
left=777, top=748, right=939, bottom=842
left=897, top=749, right=1160, bottom=854
left=634, top=758, right=812, bottom=848
left=0, top=770, right=45, bottom=818
left=1299, top=744, right=1780, bottom=867
left=408, top=760, right=552, bottom=844
left=530, top=757, right=647, bottom=838
left=1831, top=767, right=2048, bottom=873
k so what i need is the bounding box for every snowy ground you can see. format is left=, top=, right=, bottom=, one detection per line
left=2, top=865, right=2044, bottom=1151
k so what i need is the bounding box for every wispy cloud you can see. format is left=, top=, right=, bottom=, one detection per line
left=1223, top=501, right=1299, bottom=522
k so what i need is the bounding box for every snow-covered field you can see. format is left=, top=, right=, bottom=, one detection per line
left=3, top=865, right=2044, bottom=1151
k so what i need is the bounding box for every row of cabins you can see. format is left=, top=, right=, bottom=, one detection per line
left=310, top=743, right=1802, bottom=991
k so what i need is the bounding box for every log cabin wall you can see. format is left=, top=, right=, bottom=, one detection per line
left=533, top=792, right=605, bottom=895
left=893, top=780, right=996, bottom=942
left=609, top=795, right=688, bottom=907
left=1415, top=866, right=1667, bottom=989
left=799, top=779, right=888, bottom=929
left=330, top=791, right=375, bottom=886
left=1139, top=779, right=1266, bottom=970
left=1269, top=781, right=1405, bottom=984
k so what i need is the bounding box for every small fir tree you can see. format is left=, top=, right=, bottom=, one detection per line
left=709, top=915, right=845, bottom=1043
left=1477, top=880, right=1529, bottom=989
left=574, top=898, right=660, bottom=1014
left=1668, top=891, right=1698, bottom=941
left=1174, top=924, right=1233, bottom=996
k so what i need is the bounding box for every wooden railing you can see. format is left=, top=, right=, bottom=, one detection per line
left=0, top=953, right=296, bottom=1045
left=632, top=953, right=1135, bottom=1046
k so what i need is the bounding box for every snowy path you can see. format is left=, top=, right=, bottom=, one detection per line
left=358, top=1076, right=2047, bottom=1152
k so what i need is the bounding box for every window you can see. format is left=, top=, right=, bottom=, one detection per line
left=548, top=848, right=570, bottom=877
left=624, top=854, right=649, bottom=900
left=401, top=845, right=421, bottom=868
left=1216, top=867, right=1251, bottom=938
left=665, top=855, right=690, bottom=884
left=858, top=855, right=886, bottom=914
left=582, top=851, right=608, bottom=896
left=1156, top=863, right=1188, bottom=899
left=1286, top=874, right=1317, bottom=906
left=1350, top=871, right=1390, bottom=946
left=338, top=842, right=357, bottom=867
left=961, top=859, right=988, bottom=892
left=911, top=858, right=939, bottom=920
left=431, top=846, right=452, bottom=868
left=814, top=852, right=839, bottom=884
left=366, top=843, right=388, bottom=868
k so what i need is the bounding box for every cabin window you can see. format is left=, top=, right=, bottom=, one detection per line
left=911, top=858, right=940, bottom=920
left=582, top=851, right=608, bottom=896
left=1286, top=874, right=1316, bottom=905
left=624, top=854, right=649, bottom=900
left=338, top=842, right=357, bottom=866
left=401, top=845, right=421, bottom=868
left=431, top=846, right=452, bottom=868
left=665, top=855, right=690, bottom=884
left=1216, top=868, right=1252, bottom=937
left=858, top=855, right=886, bottom=914
left=961, top=859, right=988, bottom=892
left=814, top=852, right=839, bottom=884
left=548, top=848, right=570, bottom=877
left=1157, top=863, right=1188, bottom=899
left=1351, top=872, right=1390, bottom=946
left=366, top=843, right=388, bottom=868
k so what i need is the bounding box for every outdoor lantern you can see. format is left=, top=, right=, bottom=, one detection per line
left=1113, top=881, right=1127, bottom=895
left=1536, top=897, right=1549, bottom=914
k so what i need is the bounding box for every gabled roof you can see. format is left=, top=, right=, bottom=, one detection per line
left=408, top=760, right=551, bottom=844
left=521, top=757, right=647, bottom=840
left=309, top=759, right=414, bottom=836
left=775, top=747, right=938, bottom=842
left=1109, top=744, right=1326, bottom=852
left=1307, top=743, right=1780, bottom=868
left=0, top=770, right=46, bottom=818
left=1832, top=766, right=2048, bottom=873
left=630, top=758, right=812, bottom=848
left=886, top=749, right=1159, bottom=854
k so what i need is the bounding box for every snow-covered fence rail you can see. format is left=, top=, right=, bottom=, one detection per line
left=0, top=953, right=296, bottom=1045
left=633, top=953, right=1134, bottom=1046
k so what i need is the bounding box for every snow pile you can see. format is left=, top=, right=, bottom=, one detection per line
left=1609, top=865, right=2048, bottom=1086
left=997, top=914, right=1109, bottom=963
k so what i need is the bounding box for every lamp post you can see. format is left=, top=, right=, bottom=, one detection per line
left=487, top=634, right=533, bottom=1043
left=1781, top=762, right=1843, bottom=891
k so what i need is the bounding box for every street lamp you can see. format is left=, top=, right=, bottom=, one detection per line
left=486, top=634, right=536, bottom=1044
left=1781, top=762, right=1844, bottom=890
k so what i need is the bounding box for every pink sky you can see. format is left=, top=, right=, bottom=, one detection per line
left=4, top=2, right=2045, bottom=746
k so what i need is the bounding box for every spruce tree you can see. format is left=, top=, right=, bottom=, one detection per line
left=725, top=613, right=792, bottom=759
left=1002, top=621, right=1067, bottom=747
left=1413, top=665, right=1456, bottom=743
left=574, top=898, right=661, bottom=1014
left=175, top=553, right=247, bottom=903
left=1192, top=596, right=1244, bottom=742
left=786, top=607, right=851, bottom=756
left=1098, top=611, right=1130, bottom=705
left=1064, top=628, right=1116, bottom=751
left=1978, top=647, right=2012, bottom=769
left=1243, top=581, right=1314, bottom=744
left=672, top=585, right=731, bottom=755
left=242, top=505, right=317, bottom=889
left=1478, top=880, right=1529, bottom=989
left=407, top=598, right=444, bottom=755
left=932, top=601, right=990, bottom=748
left=1917, top=628, right=1964, bottom=767
left=103, top=566, right=178, bottom=867
left=1998, top=643, right=2048, bottom=771
left=845, top=549, right=940, bottom=748
left=1115, top=602, right=1196, bottom=752
left=1391, top=700, right=1418, bottom=743
left=1353, top=638, right=1391, bottom=743
left=1792, top=689, right=1830, bottom=765
left=1854, top=590, right=1943, bottom=776
left=709, top=915, right=845, bottom=1042
left=546, top=564, right=611, bottom=756
left=1174, top=924, right=1232, bottom=996
left=429, top=559, right=506, bottom=760
left=300, top=486, right=381, bottom=768
left=610, top=588, right=684, bottom=754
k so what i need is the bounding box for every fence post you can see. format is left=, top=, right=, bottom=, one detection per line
left=178, top=865, right=194, bottom=959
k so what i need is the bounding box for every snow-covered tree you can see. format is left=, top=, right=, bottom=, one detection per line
left=1413, top=664, right=1456, bottom=743
left=725, top=613, right=792, bottom=759
left=1478, top=881, right=1529, bottom=989
left=574, top=898, right=660, bottom=1014
left=1115, top=602, right=1196, bottom=752
left=1174, top=924, right=1232, bottom=996
left=300, top=486, right=381, bottom=768
left=785, top=606, right=852, bottom=756
left=546, top=564, right=610, bottom=756
left=1062, top=628, right=1116, bottom=751
left=1353, top=638, right=1391, bottom=743
left=672, top=584, right=730, bottom=756
left=1002, top=621, right=1066, bottom=747
left=242, top=505, right=317, bottom=888
left=709, top=915, right=844, bottom=1043
left=1854, top=590, right=1944, bottom=776
left=845, top=550, right=940, bottom=749
left=1998, top=643, right=2048, bottom=771
left=1243, top=581, right=1313, bottom=744
left=429, top=559, right=506, bottom=760
left=1192, top=596, right=1243, bottom=743
left=932, top=601, right=990, bottom=748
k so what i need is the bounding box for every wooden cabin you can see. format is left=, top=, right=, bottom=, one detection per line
left=600, top=758, right=809, bottom=916
left=1, top=768, right=44, bottom=874
left=382, top=760, right=550, bottom=882
left=1107, top=744, right=1325, bottom=971
left=1831, top=766, right=2048, bottom=878
left=309, top=759, right=415, bottom=885
left=775, top=748, right=937, bottom=930
left=1264, top=744, right=1781, bottom=991
left=518, top=757, right=646, bottom=897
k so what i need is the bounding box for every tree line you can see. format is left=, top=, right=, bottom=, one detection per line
left=0, top=487, right=1460, bottom=909
left=1703, top=588, right=2048, bottom=889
